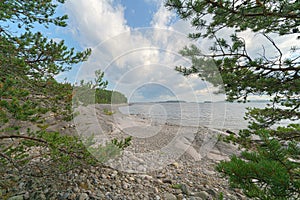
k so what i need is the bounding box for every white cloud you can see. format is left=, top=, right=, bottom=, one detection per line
left=65, top=0, right=129, bottom=46
left=236, top=30, right=296, bottom=60
left=52, top=37, right=62, bottom=43
left=143, top=0, right=160, bottom=4
left=150, top=3, right=176, bottom=28
left=63, top=0, right=224, bottom=102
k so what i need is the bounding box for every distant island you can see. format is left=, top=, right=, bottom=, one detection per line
left=157, top=100, right=187, bottom=103
left=128, top=100, right=186, bottom=105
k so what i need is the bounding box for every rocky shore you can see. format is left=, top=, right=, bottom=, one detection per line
left=2, top=104, right=247, bottom=200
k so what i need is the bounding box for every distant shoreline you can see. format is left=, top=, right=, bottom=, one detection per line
left=127, top=100, right=270, bottom=105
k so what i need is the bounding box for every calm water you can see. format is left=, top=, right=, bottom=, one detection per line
left=119, top=102, right=289, bottom=131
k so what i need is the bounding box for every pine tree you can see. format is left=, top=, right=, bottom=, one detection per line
left=166, top=0, right=300, bottom=199
left=0, top=1, right=110, bottom=197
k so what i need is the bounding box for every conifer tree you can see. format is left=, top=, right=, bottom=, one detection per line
left=0, top=1, right=101, bottom=197
left=166, top=0, right=299, bottom=199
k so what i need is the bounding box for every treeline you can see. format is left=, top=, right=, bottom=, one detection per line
left=95, top=89, right=127, bottom=104
left=73, top=70, right=127, bottom=105
left=73, top=86, right=127, bottom=105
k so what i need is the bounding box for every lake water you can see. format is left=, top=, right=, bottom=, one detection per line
left=119, top=102, right=291, bottom=131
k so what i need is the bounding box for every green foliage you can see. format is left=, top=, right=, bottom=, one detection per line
left=218, top=192, right=224, bottom=200
left=0, top=1, right=130, bottom=197
left=0, top=130, right=98, bottom=176
left=73, top=70, right=127, bottom=105
left=0, top=0, right=91, bottom=127
left=95, top=70, right=109, bottom=89
left=111, top=136, right=132, bottom=150
left=0, top=2, right=132, bottom=198
left=88, top=142, right=121, bottom=163
left=166, top=0, right=299, bottom=108
left=166, top=0, right=299, bottom=199
left=166, top=0, right=299, bottom=36
left=96, top=89, right=128, bottom=104
left=85, top=136, right=132, bottom=163
left=103, top=108, right=115, bottom=115
left=217, top=131, right=300, bottom=199
left=171, top=183, right=182, bottom=189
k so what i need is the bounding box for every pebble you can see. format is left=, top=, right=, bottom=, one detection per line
left=188, top=197, right=202, bottom=200
left=171, top=162, right=180, bottom=168
left=194, top=191, right=210, bottom=199
left=136, top=178, right=142, bottom=184
left=3, top=106, right=245, bottom=200
left=122, top=182, right=129, bottom=190
left=73, top=187, right=80, bottom=193
left=69, top=193, right=77, bottom=200
left=101, top=174, right=107, bottom=179
left=38, top=193, right=46, bottom=200
left=78, top=193, right=89, bottom=200
left=163, top=192, right=177, bottom=200
left=128, top=177, right=135, bottom=181
left=162, top=179, right=172, bottom=184
left=111, top=184, right=117, bottom=190
left=8, top=195, right=24, bottom=200
left=140, top=174, right=153, bottom=180
left=206, top=188, right=218, bottom=197
left=180, top=184, right=190, bottom=195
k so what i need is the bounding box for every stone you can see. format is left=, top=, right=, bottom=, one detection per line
left=111, top=184, right=117, bottom=190
left=69, top=193, right=77, bottom=200
left=194, top=191, right=210, bottom=199
left=177, top=194, right=184, bottom=200
left=128, top=177, right=135, bottom=181
left=96, top=192, right=105, bottom=199
left=140, top=175, right=153, bottom=180
left=173, top=189, right=182, bottom=195
left=38, top=193, right=46, bottom=200
left=180, top=184, right=190, bottom=195
left=88, top=194, right=102, bottom=200
left=73, top=187, right=80, bottom=193
left=23, top=192, right=30, bottom=200
left=138, top=185, right=144, bottom=190
left=58, top=192, right=70, bottom=200
left=236, top=193, right=247, bottom=200
left=86, top=179, right=93, bottom=189
left=136, top=178, right=142, bottom=184
left=105, top=192, right=113, bottom=199
left=8, top=195, right=24, bottom=200
left=156, top=173, right=166, bottom=179
left=206, top=189, right=218, bottom=197
left=154, top=179, right=163, bottom=184
left=203, top=169, right=216, bottom=176
left=101, top=174, right=107, bottom=179
left=78, top=193, right=89, bottom=200
left=162, top=179, right=172, bottom=184
left=171, top=162, right=180, bottom=168
left=110, top=170, right=118, bottom=177
left=122, top=182, right=129, bottom=190
left=154, top=195, right=161, bottom=200
left=163, top=192, right=177, bottom=200
left=207, top=152, right=228, bottom=161
left=137, top=165, right=146, bottom=172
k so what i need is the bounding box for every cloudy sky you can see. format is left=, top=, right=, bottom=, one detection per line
left=51, top=0, right=296, bottom=103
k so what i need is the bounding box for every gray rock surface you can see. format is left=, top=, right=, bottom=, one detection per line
left=3, top=104, right=246, bottom=200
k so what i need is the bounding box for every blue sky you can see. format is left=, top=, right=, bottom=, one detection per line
left=53, top=0, right=219, bottom=103
left=120, top=0, right=158, bottom=28
left=48, top=0, right=296, bottom=103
